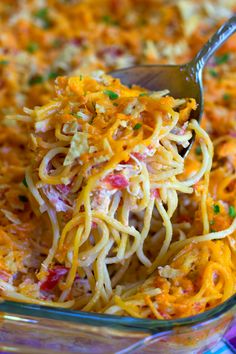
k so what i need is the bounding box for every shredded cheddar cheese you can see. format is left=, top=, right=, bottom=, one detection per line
left=0, top=0, right=236, bottom=320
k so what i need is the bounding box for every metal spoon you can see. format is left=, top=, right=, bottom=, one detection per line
left=111, top=16, right=236, bottom=157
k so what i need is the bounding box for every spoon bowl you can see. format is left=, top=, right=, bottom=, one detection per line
left=111, top=16, right=236, bottom=157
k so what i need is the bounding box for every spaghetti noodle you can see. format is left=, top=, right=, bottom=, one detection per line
left=0, top=0, right=235, bottom=320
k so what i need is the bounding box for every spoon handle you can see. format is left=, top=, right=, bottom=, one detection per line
left=191, top=16, right=236, bottom=73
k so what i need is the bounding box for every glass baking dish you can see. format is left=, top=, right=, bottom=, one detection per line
left=0, top=294, right=235, bottom=354
left=0, top=0, right=235, bottom=352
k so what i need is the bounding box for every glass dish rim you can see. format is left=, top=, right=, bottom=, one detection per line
left=0, top=294, right=235, bottom=333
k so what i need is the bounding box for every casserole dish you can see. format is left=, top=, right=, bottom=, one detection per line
left=0, top=295, right=235, bottom=353
left=0, top=1, right=236, bottom=353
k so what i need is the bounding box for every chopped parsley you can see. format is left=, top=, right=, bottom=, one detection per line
left=215, top=53, right=230, bottom=65
left=223, top=93, right=230, bottom=101
left=22, top=177, right=28, bottom=188
left=213, top=204, right=220, bottom=214
left=52, top=38, right=62, bottom=48
left=101, top=15, right=118, bottom=26
left=0, top=60, right=9, bottom=65
left=34, top=7, right=48, bottom=19
left=104, top=90, right=119, bottom=100
left=138, top=18, right=148, bottom=26
left=73, top=112, right=81, bottom=119
left=48, top=71, right=59, bottom=80
left=34, top=8, right=52, bottom=29
left=102, top=15, right=111, bottom=23
left=139, top=92, right=148, bottom=97
left=229, top=205, right=236, bottom=218
left=208, top=69, right=218, bottom=78
left=19, top=195, right=28, bottom=203
left=133, top=123, right=142, bottom=130
left=26, top=42, right=39, bottom=53
left=28, top=75, right=44, bottom=85
left=195, top=146, right=202, bottom=155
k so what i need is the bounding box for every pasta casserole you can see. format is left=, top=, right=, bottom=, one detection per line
left=0, top=0, right=235, bottom=320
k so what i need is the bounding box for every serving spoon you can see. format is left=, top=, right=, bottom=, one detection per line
left=111, top=16, right=236, bottom=157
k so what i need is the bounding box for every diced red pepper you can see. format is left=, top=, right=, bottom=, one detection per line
left=193, top=302, right=203, bottom=312
left=56, top=184, right=71, bottom=195
left=40, top=266, right=68, bottom=291
left=104, top=174, right=129, bottom=189
left=92, top=221, right=98, bottom=229
left=98, top=46, right=124, bottom=59
left=0, top=269, right=10, bottom=281
left=151, top=188, right=160, bottom=198
left=121, top=152, right=146, bottom=165
left=70, top=37, right=86, bottom=47
left=178, top=214, right=191, bottom=223
left=159, top=310, right=171, bottom=319
left=132, top=152, right=146, bottom=160
left=230, top=131, right=236, bottom=138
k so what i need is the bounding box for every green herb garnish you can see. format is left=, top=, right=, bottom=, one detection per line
left=0, top=60, right=9, bottom=65
left=104, top=90, right=119, bottom=100
left=101, top=15, right=118, bottom=26
left=208, top=69, right=218, bottom=78
left=139, top=93, right=148, bottom=97
left=213, top=204, right=220, bottom=214
left=52, top=38, right=62, bottom=48
left=22, top=177, right=28, bottom=188
left=133, top=123, right=142, bottom=130
left=138, top=18, right=148, bottom=26
left=195, top=146, right=202, bottom=155
left=34, top=8, right=52, bottom=29
left=215, top=53, right=229, bottom=65
left=34, top=7, right=48, bottom=19
left=209, top=220, right=215, bottom=225
left=102, top=15, right=111, bottom=23
left=74, top=112, right=88, bottom=120
left=229, top=205, right=236, bottom=218
left=19, top=195, right=28, bottom=203
left=28, top=75, right=44, bottom=85
left=223, top=93, right=231, bottom=101
left=48, top=71, right=59, bottom=80
left=26, top=42, right=39, bottom=53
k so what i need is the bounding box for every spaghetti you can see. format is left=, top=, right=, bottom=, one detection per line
left=0, top=0, right=235, bottom=320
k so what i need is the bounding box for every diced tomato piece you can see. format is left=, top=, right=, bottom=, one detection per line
left=0, top=269, right=10, bottom=281
left=178, top=214, right=191, bottom=223
left=159, top=310, right=171, bottom=319
left=56, top=184, right=71, bottom=195
left=121, top=152, right=146, bottom=164
left=104, top=174, right=129, bottom=189
left=151, top=188, right=160, bottom=198
left=98, top=46, right=124, bottom=59
left=40, top=266, right=68, bottom=291
left=132, top=152, right=146, bottom=160
left=92, top=221, right=98, bottom=229
left=193, top=302, right=203, bottom=312
left=71, top=37, right=86, bottom=47
left=230, top=131, right=236, bottom=138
